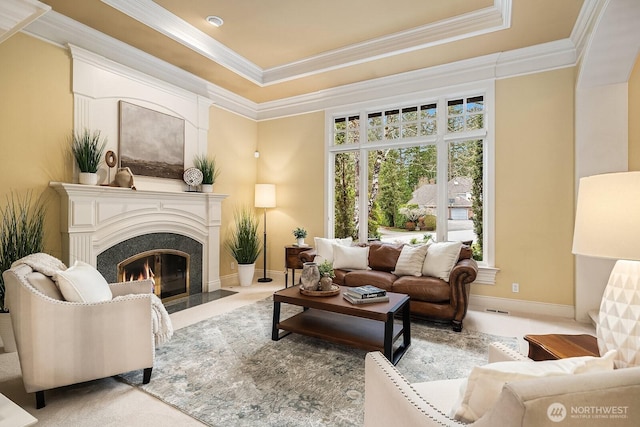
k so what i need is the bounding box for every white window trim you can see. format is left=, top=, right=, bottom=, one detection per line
left=325, top=80, right=498, bottom=284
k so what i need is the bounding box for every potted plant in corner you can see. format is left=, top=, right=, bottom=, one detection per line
left=71, top=129, right=107, bottom=185
left=193, top=154, right=220, bottom=193
left=292, top=227, right=308, bottom=246
left=0, top=191, right=46, bottom=352
left=225, top=206, right=261, bottom=286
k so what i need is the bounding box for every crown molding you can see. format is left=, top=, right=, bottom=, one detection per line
left=256, top=38, right=576, bottom=121
left=0, top=0, right=49, bottom=44
left=102, top=0, right=512, bottom=86
left=20, top=1, right=599, bottom=121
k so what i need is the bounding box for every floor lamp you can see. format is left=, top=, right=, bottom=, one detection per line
left=255, top=184, right=276, bottom=283
left=572, top=171, right=640, bottom=368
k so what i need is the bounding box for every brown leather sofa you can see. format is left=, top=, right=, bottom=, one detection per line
left=300, top=241, right=478, bottom=331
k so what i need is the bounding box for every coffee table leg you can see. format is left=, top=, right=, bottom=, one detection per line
left=402, top=300, right=411, bottom=349
left=272, top=300, right=281, bottom=340
left=384, top=315, right=393, bottom=361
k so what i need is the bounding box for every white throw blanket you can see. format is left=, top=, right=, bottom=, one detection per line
left=150, top=293, right=173, bottom=346
left=12, top=252, right=67, bottom=275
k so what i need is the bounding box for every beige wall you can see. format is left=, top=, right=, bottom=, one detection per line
left=208, top=106, right=258, bottom=276
left=256, top=112, right=325, bottom=277
left=0, top=33, right=73, bottom=259
left=629, top=54, right=640, bottom=170
left=486, top=68, right=576, bottom=305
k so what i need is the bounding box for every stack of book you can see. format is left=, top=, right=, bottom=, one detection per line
left=343, top=285, right=389, bottom=304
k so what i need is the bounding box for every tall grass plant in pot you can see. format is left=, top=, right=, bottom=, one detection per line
left=225, top=206, right=261, bottom=286
left=0, top=191, right=46, bottom=352
left=71, top=129, right=107, bottom=185
left=193, top=154, right=220, bottom=193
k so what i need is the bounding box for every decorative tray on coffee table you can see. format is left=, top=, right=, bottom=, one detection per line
left=299, top=284, right=340, bottom=297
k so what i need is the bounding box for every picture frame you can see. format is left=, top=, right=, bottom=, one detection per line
left=118, top=101, right=185, bottom=179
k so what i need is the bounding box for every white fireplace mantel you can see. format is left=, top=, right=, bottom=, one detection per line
left=50, top=182, right=228, bottom=292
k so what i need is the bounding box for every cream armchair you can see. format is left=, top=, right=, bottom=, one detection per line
left=364, top=344, right=640, bottom=426
left=3, top=261, right=157, bottom=409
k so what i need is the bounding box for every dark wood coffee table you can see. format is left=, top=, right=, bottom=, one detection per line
left=272, top=286, right=411, bottom=365
left=524, top=334, right=599, bottom=361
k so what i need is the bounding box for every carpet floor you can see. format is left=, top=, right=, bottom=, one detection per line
left=120, top=297, right=516, bottom=426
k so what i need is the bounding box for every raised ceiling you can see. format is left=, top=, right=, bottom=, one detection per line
left=33, top=0, right=585, bottom=104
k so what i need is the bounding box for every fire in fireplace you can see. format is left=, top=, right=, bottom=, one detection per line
left=118, top=250, right=190, bottom=301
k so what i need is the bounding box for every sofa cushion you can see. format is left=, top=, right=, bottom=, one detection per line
left=343, top=270, right=396, bottom=291
left=392, top=276, right=450, bottom=302
left=333, top=244, right=369, bottom=270
left=313, top=237, right=353, bottom=264
left=25, top=271, right=64, bottom=300
left=422, top=241, right=462, bottom=281
left=368, top=242, right=403, bottom=272
left=53, top=261, right=113, bottom=303
left=452, top=349, right=618, bottom=422
left=392, top=244, right=430, bottom=277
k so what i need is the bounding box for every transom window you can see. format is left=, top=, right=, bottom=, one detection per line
left=327, top=87, right=494, bottom=268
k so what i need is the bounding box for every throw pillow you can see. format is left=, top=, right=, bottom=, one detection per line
left=422, top=241, right=462, bottom=281
left=53, top=261, right=113, bottom=303
left=313, top=237, right=353, bottom=264
left=332, top=244, right=369, bottom=270
left=452, top=349, right=617, bottom=422
left=392, top=244, right=430, bottom=277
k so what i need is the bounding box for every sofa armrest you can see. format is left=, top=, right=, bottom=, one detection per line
left=364, top=352, right=466, bottom=427
left=474, top=367, right=640, bottom=427
left=299, top=249, right=316, bottom=263
left=109, top=279, right=154, bottom=297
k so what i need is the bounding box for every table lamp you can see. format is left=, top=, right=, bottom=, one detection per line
left=255, top=184, right=276, bottom=283
left=572, top=171, right=640, bottom=368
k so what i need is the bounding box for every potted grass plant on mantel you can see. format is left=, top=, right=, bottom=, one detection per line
left=71, top=129, right=107, bottom=185
left=225, top=206, right=261, bottom=286
left=0, top=191, right=46, bottom=352
left=193, top=154, right=220, bottom=193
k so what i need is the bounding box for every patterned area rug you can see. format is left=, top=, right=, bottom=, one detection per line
left=120, top=297, right=517, bottom=426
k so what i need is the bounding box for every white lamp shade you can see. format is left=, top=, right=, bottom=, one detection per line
left=572, top=172, right=640, bottom=261
left=255, top=184, right=276, bottom=208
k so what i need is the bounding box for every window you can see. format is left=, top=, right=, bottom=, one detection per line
left=327, top=85, right=494, bottom=270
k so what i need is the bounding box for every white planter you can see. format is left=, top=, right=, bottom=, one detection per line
left=78, top=172, right=98, bottom=185
left=201, top=184, right=213, bottom=193
left=0, top=312, right=16, bottom=353
left=297, top=237, right=305, bottom=246
left=237, top=263, right=256, bottom=286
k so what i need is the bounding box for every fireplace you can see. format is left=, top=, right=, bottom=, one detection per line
left=50, top=182, right=227, bottom=293
left=119, top=250, right=189, bottom=301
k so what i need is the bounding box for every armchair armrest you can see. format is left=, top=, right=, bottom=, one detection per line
left=488, top=342, right=529, bottom=363
left=109, top=279, right=154, bottom=297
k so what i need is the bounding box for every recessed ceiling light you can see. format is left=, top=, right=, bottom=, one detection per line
left=206, top=15, right=224, bottom=27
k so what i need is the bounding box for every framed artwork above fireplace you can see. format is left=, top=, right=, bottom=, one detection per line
left=118, top=101, right=185, bottom=180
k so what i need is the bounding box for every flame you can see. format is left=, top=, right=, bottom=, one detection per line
left=125, top=259, right=155, bottom=284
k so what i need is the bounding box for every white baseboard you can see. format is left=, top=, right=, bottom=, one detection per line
left=469, top=294, right=575, bottom=319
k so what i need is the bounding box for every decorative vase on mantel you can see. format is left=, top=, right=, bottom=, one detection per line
left=78, top=172, right=98, bottom=185
left=201, top=184, right=213, bottom=193
left=300, top=262, right=320, bottom=291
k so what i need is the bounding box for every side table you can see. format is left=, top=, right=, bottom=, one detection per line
left=524, top=334, right=599, bottom=361
left=284, top=245, right=312, bottom=287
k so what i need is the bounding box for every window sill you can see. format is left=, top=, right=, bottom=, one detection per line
left=474, top=265, right=499, bottom=285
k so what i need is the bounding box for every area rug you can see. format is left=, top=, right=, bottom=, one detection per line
left=120, top=297, right=517, bottom=427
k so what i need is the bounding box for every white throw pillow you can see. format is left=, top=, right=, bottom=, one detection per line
left=422, top=241, right=462, bottom=281
left=392, top=244, right=430, bottom=277
left=332, top=244, right=369, bottom=270
left=53, top=261, right=113, bottom=303
left=313, top=237, right=353, bottom=264
left=452, top=349, right=617, bottom=422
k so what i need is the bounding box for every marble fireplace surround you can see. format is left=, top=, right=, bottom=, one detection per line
left=50, top=182, right=227, bottom=292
